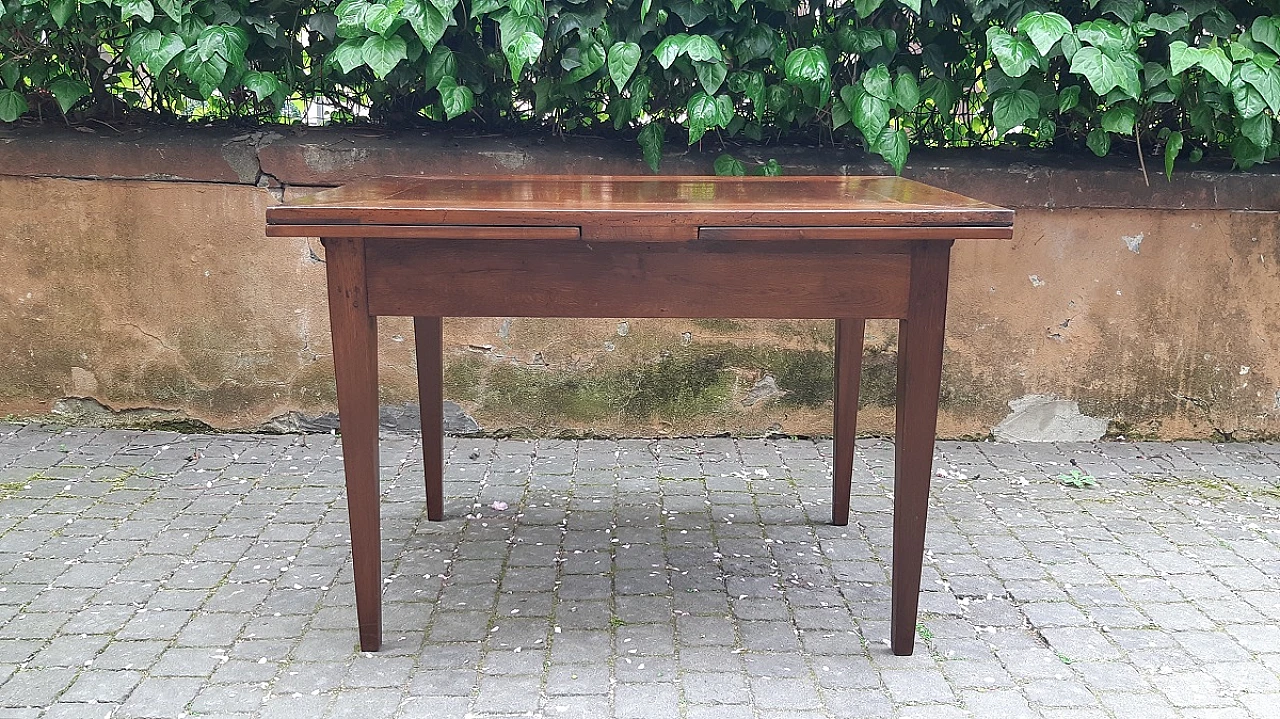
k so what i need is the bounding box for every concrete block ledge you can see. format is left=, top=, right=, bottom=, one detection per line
left=1, top=127, right=1278, bottom=440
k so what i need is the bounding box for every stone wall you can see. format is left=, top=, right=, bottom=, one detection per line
left=2, top=127, right=1277, bottom=440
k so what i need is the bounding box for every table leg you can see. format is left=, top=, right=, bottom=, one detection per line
left=891, top=241, right=952, bottom=656
left=414, top=317, right=444, bottom=521
left=833, top=318, right=865, bottom=526
left=323, top=237, right=383, bottom=652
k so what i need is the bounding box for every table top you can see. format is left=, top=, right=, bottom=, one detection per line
left=267, top=175, right=1014, bottom=241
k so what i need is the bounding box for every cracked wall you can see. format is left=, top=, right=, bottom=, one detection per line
left=1, top=130, right=1278, bottom=439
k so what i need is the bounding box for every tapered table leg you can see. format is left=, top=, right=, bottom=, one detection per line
left=891, top=241, right=952, bottom=656
left=414, top=316, right=444, bottom=521
left=833, top=318, right=865, bottom=526
left=323, top=237, right=382, bottom=652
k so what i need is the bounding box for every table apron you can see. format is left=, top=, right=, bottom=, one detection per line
left=360, top=239, right=913, bottom=319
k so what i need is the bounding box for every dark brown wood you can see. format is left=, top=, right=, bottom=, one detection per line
left=364, top=240, right=911, bottom=319
left=267, top=176, right=1012, bottom=655
left=832, top=318, right=865, bottom=526
left=414, top=317, right=444, bottom=521
left=322, top=236, right=382, bottom=653
left=890, top=240, right=953, bottom=656
left=266, top=224, right=580, bottom=240
left=698, top=226, right=1013, bottom=241
left=267, top=175, right=1016, bottom=241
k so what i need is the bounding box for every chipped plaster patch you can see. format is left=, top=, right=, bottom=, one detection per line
left=1123, top=233, right=1145, bottom=253
left=993, top=395, right=1109, bottom=442
left=1029, top=275, right=1046, bottom=287
left=478, top=149, right=533, bottom=170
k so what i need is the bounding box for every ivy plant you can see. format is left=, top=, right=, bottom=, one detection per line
left=2, top=0, right=1279, bottom=175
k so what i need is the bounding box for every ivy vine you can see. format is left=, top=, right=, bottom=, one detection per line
left=2, top=0, right=1279, bottom=175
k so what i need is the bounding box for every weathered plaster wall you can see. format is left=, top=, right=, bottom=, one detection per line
left=1, top=128, right=1277, bottom=439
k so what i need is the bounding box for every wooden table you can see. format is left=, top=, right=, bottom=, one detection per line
left=266, top=175, right=1013, bottom=655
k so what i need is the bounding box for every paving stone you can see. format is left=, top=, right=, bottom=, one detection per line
left=116, top=676, right=203, bottom=718
left=683, top=670, right=748, bottom=705
left=4, top=431, right=1280, bottom=717
left=614, top=682, right=679, bottom=719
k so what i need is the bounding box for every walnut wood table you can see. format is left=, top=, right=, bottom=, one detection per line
left=266, top=175, right=1013, bottom=655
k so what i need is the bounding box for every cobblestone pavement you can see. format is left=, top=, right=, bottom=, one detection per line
left=0, top=424, right=1279, bottom=718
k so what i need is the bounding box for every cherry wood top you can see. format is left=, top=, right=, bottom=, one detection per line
left=268, top=175, right=1014, bottom=242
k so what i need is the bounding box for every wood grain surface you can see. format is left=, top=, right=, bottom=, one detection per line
left=363, top=240, right=912, bottom=319
left=269, top=175, right=1014, bottom=241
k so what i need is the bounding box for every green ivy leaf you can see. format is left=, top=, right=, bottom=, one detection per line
left=504, top=30, right=544, bottom=80
left=784, top=47, right=830, bottom=88
left=684, top=35, right=723, bottom=63
left=1169, top=42, right=1232, bottom=85
left=127, top=29, right=186, bottom=71
left=1070, top=47, right=1119, bottom=95
left=178, top=46, right=228, bottom=97
left=337, top=0, right=373, bottom=38
left=1060, top=33, right=1082, bottom=62
left=1099, top=0, right=1143, bottom=23
left=1239, top=61, right=1280, bottom=114
left=50, top=0, right=75, bottom=28
left=838, top=27, right=883, bottom=55
left=567, top=41, right=605, bottom=83
left=155, top=0, right=183, bottom=23
left=607, top=41, right=641, bottom=93
left=1253, top=17, right=1280, bottom=56
left=871, top=126, right=908, bottom=175
left=988, top=27, right=1040, bottom=78
left=686, top=91, right=731, bottom=144
left=695, top=60, right=727, bottom=95
left=362, top=34, right=407, bottom=78
left=48, top=77, right=90, bottom=114
left=0, top=89, right=28, bottom=122
left=1231, top=135, right=1265, bottom=169
left=1059, top=85, right=1081, bottom=113
left=242, top=71, right=282, bottom=101
left=508, top=0, right=541, bottom=17
left=729, top=70, right=765, bottom=119
left=1198, top=47, right=1233, bottom=86
left=402, top=0, right=449, bottom=50
left=1164, top=130, right=1183, bottom=179
left=1230, top=42, right=1257, bottom=64
left=734, top=25, right=776, bottom=63
left=920, top=77, right=957, bottom=114
left=1169, top=41, right=1196, bottom=75
left=0, top=64, right=18, bottom=89
left=424, top=45, right=457, bottom=88
left=845, top=83, right=890, bottom=143
left=992, top=89, right=1039, bottom=136
left=637, top=122, right=663, bottom=172
left=1019, top=12, right=1072, bottom=57
left=1075, top=20, right=1128, bottom=54
left=331, top=38, right=366, bottom=73
left=1086, top=127, right=1111, bottom=156
left=437, top=75, right=473, bottom=118
left=120, top=0, right=155, bottom=23
left=854, top=0, right=884, bottom=19
left=196, top=25, right=249, bottom=65
left=1241, top=113, right=1274, bottom=148
left=365, top=0, right=406, bottom=37
left=714, top=153, right=746, bottom=176
left=1146, top=11, right=1190, bottom=34
left=1100, top=105, right=1136, bottom=134
left=893, top=73, right=919, bottom=111
left=654, top=34, right=689, bottom=69
left=861, top=64, right=892, bottom=100
left=832, top=100, right=851, bottom=129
